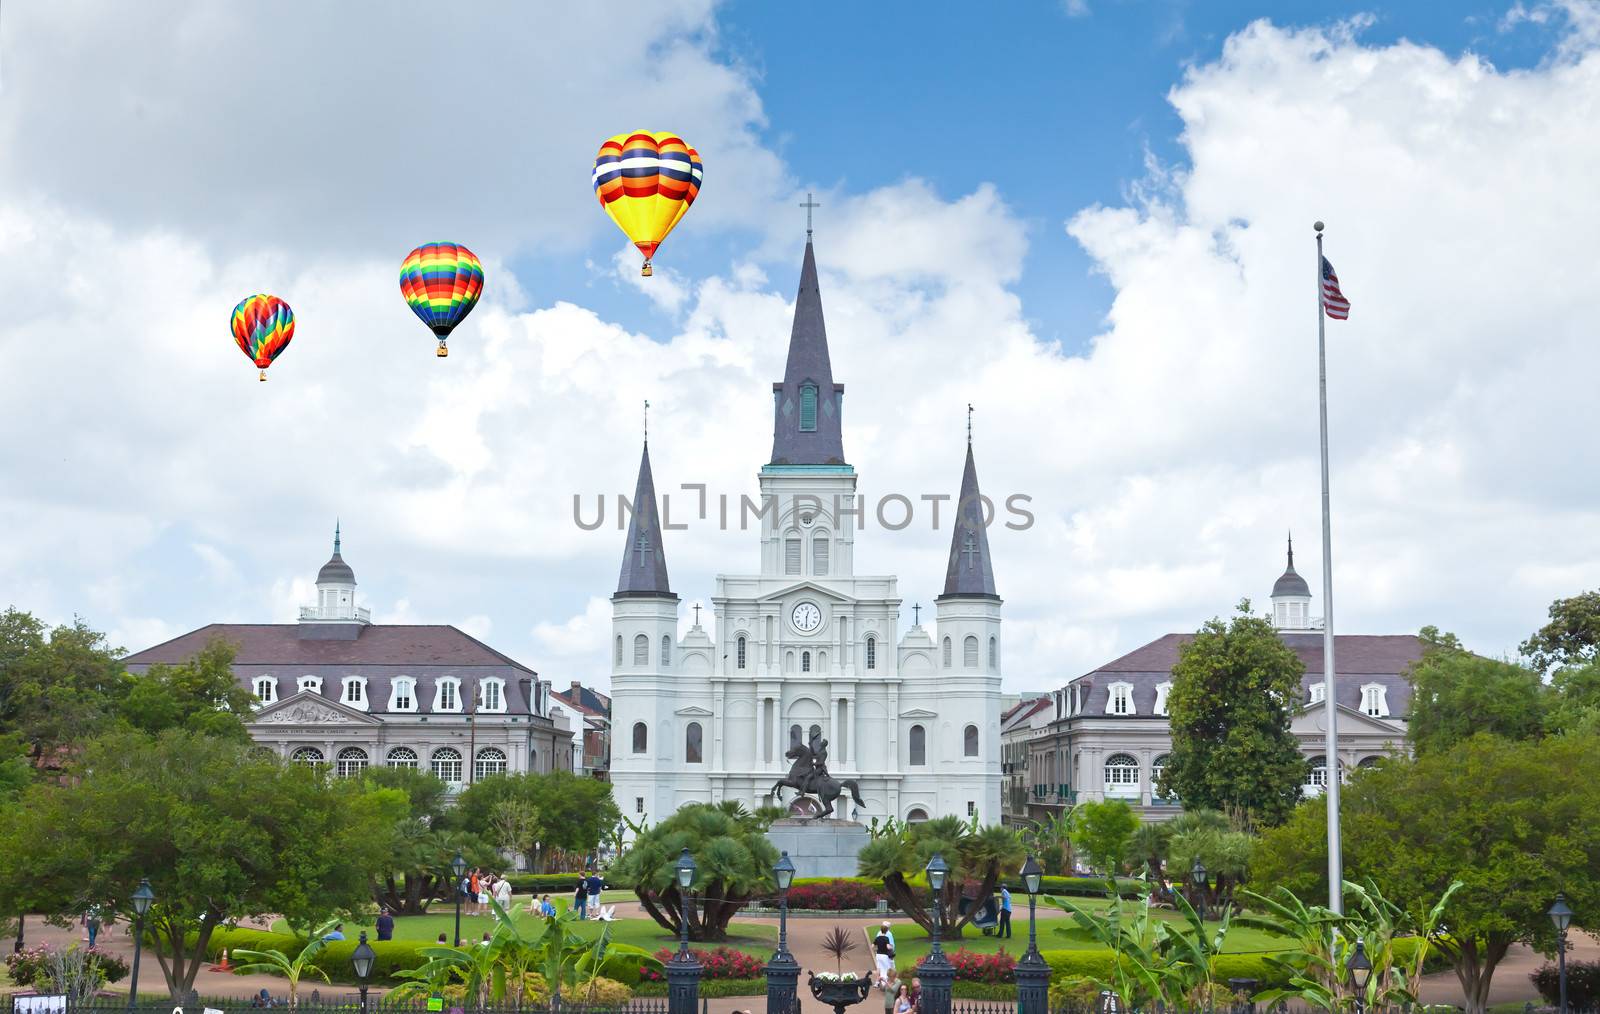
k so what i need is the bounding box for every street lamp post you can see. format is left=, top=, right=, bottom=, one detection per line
left=918, top=853, right=955, bottom=1014
left=1346, top=939, right=1373, bottom=1014
left=126, top=878, right=154, bottom=1013
left=351, top=931, right=377, bottom=1014
left=1013, top=856, right=1049, bottom=1014
left=765, top=851, right=800, bottom=1014
left=667, top=848, right=703, bottom=1014
left=1550, top=893, right=1573, bottom=1014
left=1191, top=859, right=1208, bottom=924
left=449, top=852, right=467, bottom=947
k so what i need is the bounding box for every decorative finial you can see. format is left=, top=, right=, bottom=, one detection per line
left=1313, top=220, right=1325, bottom=234
left=1287, top=530, right=1294, bottom=568
left=967, top=403, right=973, bottom=444
left=799, top=192, right=821, bottom=239
left=643, top=399, right=649, bottom=444
left=334, top=519, right=341, bottom=555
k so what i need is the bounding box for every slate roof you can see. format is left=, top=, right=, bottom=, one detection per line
left=615, top=441, right=674, bottom=598
left=770, top=240, right=847, bottom=466
left=1068, top=632, right=1425, bottom=718
left=555, top=682, right=611, bottom=717
left=939, top=442, right=999, bottom=599
left=123, top=623, right=538, bottom=716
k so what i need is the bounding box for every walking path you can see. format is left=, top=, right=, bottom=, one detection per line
left=7, top=899, right=1592, bottom=1012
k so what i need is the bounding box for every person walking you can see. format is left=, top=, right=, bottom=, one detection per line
left=572, top=880, right=588, bottom=920
left=468, top=869, right=483, bottom=916
left=871, top=924, right=895, bottom=987
left=998, top=886, right=1012, bottom=939
left=493, top=873, right=513, bottom=916
left=84, top=904, right=102, bottom=948
left=585, top=868, right=604, bottom=914
left=376, top=909, right=395, bottom=941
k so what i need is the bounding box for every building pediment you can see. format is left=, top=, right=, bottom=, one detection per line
left=1291, top=703, right=1405, bottom=738
left=899, top=707, right=939, bottom=719
left=759, top=581, right=854, bottom=605
left=250, top=690, right=383, bottom=727
left=675, top=705, right=714, bottom=717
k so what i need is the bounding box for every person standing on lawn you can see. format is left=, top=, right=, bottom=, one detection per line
left=872, top=924, right=895, bottom=987
left=585, top=868, right=604, bottom=913
left=376, top=909, right=394, bottom=941
left=468, top=869, right=483, bottom=916
left=493, top=874, right=513, bottom=915
left=998, top=885, right=1012, bottom=938
left=573, top=879, right=588, bottom=919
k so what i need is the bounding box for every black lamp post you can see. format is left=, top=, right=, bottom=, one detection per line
left=449, top=851, right=467, bottom=947
left=765, top=851, right=800, bottom=1014
left=351, top=931, right=377, bottom=1014
left=1550, top=892, right=1573, bottom=1014
left=1013, top=856, right=1049, bottom=1014
left=668, top=848, right=703, bottom=1014
left=918, top=853, right=955, bottom=1014
left=1346, top=939, right=1373, bottom=1014
left=126, top=878, right=154, bottom=1013
left=1190, top=859, right=1208, bottom=923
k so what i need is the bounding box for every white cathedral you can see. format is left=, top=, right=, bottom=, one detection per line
left=608, top=239, right=1004, bottom=827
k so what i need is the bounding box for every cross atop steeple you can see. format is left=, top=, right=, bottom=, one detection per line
left=693, top=602, right=702, bottom=626
left=967, top=403, right=973, bottom=444
left=799, top=192, right=821, bottom=238
left=912, top=603, right=921, bottom=625
left=643, top=399, right=649, bottom=444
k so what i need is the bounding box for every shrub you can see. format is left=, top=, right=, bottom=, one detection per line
left=946, top=947, right=1018, bottom=984
left=1010, top=876, right=1142, bottom=898
left=1533, top=961, right=1600, bottom=1008
left=204, top=928, right=431, bottom=985
left=503, top=874, right=589, bottom=895
left=4, top=945, right=128, bottom=988
left=1037, top=950, right=1292, bottom=989
left=783, top=877, right=884, bottom=910
left=635, top=977, right=767, bottom=998
left=576, top=976, right=633, bottom=1004
left=640, top=946, right=765, bottom=982
left=1049, top=975, right=1103, bottom=1008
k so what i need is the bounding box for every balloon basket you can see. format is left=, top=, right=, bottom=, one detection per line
left=258, top=369, right=267, bottom=382
left=641, top=261, right=653, bottom=277
left=436, top=342, right=449, bottom=358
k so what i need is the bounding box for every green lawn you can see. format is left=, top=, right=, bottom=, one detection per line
left=272, top=898, right=775, bottom=956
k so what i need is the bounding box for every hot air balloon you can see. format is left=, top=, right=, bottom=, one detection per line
left=399, top=242, right=485, bottom=358
left=231, top=294, right=295, bottom=381
left=592, top=131, right=702, bottom=276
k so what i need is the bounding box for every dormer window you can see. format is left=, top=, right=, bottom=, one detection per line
left=1309, top=682, right=1326, bottom=706
left=1360, top=683, right=1389, bottom=718
left=436, top=677, right=461, bottom=713
left=254, top=676, right=277, bottom=703
left=390, top=677, right=416, bottom=712
left=479, top=678, right=505, bottom=713
left=342, top=677, right=367, bottom=710
left=1154, top=681, right=1172, bottom=717
left=799, top=383, right=818, bottom=432
left=1106, top=682, right=1134, bottom=716
left=298, top=675, right=322, bottom=694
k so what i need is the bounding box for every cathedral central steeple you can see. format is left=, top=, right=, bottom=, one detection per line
left=770, top=240, right=846, bottom=466
left=615, top=439, right=675, bottom=599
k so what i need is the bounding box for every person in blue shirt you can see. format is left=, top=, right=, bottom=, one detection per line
left=586, top=870, right=604, bottom=909
left=322, top=924, right=346, bottom=941
left=998, top=887, right=1012, bottom=939
left=375, top=910, right=394, bottom=941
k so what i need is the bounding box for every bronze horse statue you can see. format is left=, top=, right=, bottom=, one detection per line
left=771, top=741, right=866, bottom=820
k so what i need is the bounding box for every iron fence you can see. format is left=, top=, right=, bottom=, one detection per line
left=0, top=998, right=671, bottom=1014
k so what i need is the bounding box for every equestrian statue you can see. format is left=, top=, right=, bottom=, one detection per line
left=771, top=730, right=866, bottom=820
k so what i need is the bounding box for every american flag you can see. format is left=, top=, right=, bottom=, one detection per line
left=1321, top=256, right=1350, bottom=320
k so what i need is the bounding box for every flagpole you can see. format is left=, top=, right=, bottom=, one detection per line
left=1315, top=220, right=1343, bottom=915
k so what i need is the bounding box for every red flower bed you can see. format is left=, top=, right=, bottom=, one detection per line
left=784, top=878, right=883, bottom=911
left=945, top=948, right=1016, bottom=984
left=641, top=946, right=767, bottom=981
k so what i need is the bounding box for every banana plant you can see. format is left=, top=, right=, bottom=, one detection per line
left=1047, top=890, right=1173, bottom=1008
left=1154, top=889, right=1235, bottom=1007
left=229, top=919, right=337, bottom=1011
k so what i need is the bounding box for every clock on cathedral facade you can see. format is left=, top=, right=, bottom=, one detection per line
left=607, top=239, right=1004, bottom=827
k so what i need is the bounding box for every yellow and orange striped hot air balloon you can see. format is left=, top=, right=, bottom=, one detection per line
left=592, top=131, right=703, bottom=276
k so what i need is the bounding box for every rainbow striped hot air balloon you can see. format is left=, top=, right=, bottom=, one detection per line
left=231, top=294, right=295, bottom=382
left=592, top=131, right=702, bottom=276
left=399, top=242, right=485, bottom=358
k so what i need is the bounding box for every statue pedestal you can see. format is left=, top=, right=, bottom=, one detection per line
left=766, top=818, right=870, bottom=879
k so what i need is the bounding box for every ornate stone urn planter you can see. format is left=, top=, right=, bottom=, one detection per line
left=808, top=972, right=873, bottom=1014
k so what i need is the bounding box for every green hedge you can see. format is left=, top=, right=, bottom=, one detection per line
left=1039, top=950, right=1291, bottom=988
left=504, top=874, right=591, bottom=894
left=205, top=928, right=431, bottom=986
left=1024, top=876, right=1144, bottom=898
left=634, top=977, right=766, bottom=998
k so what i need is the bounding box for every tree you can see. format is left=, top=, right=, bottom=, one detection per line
left=1161, top=601, right=1308, bottom=828
left=611, top=801, right=779, bottom=941
left=0, top=730, right=402, bottom=999
left=857, top=815, right=1025, bottom=937
left=1250, top=732, right=1600, bottom=1014
left=118, top=639, right=255, bottom=741
left=450, top=771, right=619, bottom=871
left=360, top=765, right=498, bottom=915
left=1407, top=627, right=1547, bottom=755
left=1522, top=590, right=1600, bottom=673
left=1547, top=660, right=1600, bottom=734
left=1071, top=799, right=1139, bottom=875
left=0, top=610, right=128, bottom=767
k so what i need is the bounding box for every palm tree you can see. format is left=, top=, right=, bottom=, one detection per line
left=612, top=802, right=778, bottom=941
left=229, top=920, right=337, bottom=1011
left=857, top=818, right=1024, bottom=937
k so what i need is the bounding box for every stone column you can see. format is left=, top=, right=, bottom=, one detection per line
left=712, top=679, right=726, bottom=771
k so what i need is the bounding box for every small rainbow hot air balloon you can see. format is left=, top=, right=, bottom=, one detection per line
left=592, top=131, right=703, bottom=276
left=231, top=294, right=295, bottom=381
left=399, top=242, right=485, bottom=358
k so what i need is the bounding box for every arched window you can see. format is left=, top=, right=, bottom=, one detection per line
left=474, top=747, right=508, bottom=780
left=336, top=747, right=368, bottom=778
left=1357, top=755, right=1383, bottom=770
left=1106, top=682, right=1134, bottom=716
left=963, top=635, right=979, bottom=668
left=479, top=678, right=504, bottom=712
left=254, top=677, right=277, bottom=703
left=801, top=651, right=811, bottom=672
left=1360, top=683, right=1389, bottom=717
left=1103, top=753, right=1140, bottom=797
left=809, top=723, right=822, bottom=743
left=342, top=677, right=366, bottom=708
left=299, top=675, right=322, bottom=694
left=784, top=650, right=796, bottom=673
left=614, top=635, right=623, bottom=667
left=661, top=635, right=673, bottom=668
left=790, top=724, right=803, bottom=749
left=736, top=636, right=747, bottom=670
left=633, top=633, right=649, bottom=666
left=1309, top=682, right=1326, bottom=705
left=685, top=722, right=703, bottom=763
left=799, top=383, right=818, bottom=432
left=386, top=746, right=418, bottom=769
left=909, top=724, right=927, bottom=766
left=436, top=677, right=461, bottom=712
left=812, top=536, right=829, bottom=576
left=431, top=747, right=463, bottom=784
left=390, top=677, right=416, bottom=712
left=1154, top=681, right=1173, bottom=716
left=942, top=637, right=952, bottom=667
left=632, top=722, right=648, bottom=754
left=291, top=747, right=324, bottom=767
left=963, top=724, right=979, bottom=757
left=865, top=636, right=877, bottom=670
left=988, top=636, right=997, bottom=668
left=906, top=807, right=929, bottom=823
left=1152, top=754, right=1173, bottom=800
